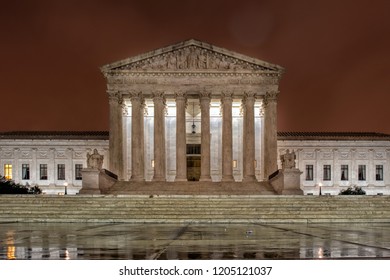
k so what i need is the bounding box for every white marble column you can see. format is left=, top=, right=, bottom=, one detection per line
left=14, top=148, right=20, bottom=183
left=333, top=149, right=339, bottom=187
left=242, top=92, right=256, bottom=182
left=385, top=149, right=390, bottom=187
left=32, top=148, right=37, bottom=184
left=175, top=92, right=187, bottom=181
left=153, top=92, right=166, bottom=181
left=351, top=149, right=356, bottom=184
left=66, top=148, right=73, bottom=186
left=221, top=92, right=234, bottom=181
left=263, top=91, right=278, bottom=179
left=130, top=92, right=145, bottom=182
left=315, top=149, right=321, bottom=186
left=368, top=149, right=374, bottom=186
left=199, top=91, right=212, bottom=181
left=108, top=92, right=124, bottom=179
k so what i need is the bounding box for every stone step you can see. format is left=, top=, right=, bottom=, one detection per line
left=1, top=195, right=389, bottom=223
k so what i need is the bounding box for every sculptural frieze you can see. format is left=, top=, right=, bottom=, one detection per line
left=114, top=46, right=270, bottom=72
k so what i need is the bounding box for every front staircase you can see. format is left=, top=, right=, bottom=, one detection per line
left=107, top=181, right=276, bottom=195
left=0, top=195, right=389, bottom=223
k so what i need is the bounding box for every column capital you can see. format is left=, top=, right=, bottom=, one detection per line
left=174, top=90, right=187, bottom=99
left=221, top=91, right=233, bottom=100
left=152, top=91, right=166, bottom=103
left=199, top=90, right=211, bottom=100
left=129, top=90, right=143, bottom=102
left=264, top=91, right=279, bottom=105
left=108, top=91, right=121, bottom=104
left=243, top=91, right=256, bottom=104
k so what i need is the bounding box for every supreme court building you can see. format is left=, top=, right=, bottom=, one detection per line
left=102, top=39, right=282, bottom=183
left=1, top=40, right=390, bottom=195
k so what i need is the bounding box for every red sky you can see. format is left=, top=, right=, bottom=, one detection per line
left=1, top=0, right=389, bottom=133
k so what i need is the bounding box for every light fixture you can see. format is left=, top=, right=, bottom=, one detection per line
left=233, top=160, right=237, bottom=168
left=64, top=182, right=68, bottom=195
left=151, top=160, right=155, bottom=168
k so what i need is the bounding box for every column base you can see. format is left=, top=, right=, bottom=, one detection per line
left=242, top=175, right=257, bottom=182
left=199, top=176, right=212, bottom=182
left=221, top=175, right=234, bottom=182
left=175, top=177, right=188, bottom=182
left=152, top=177, right=166, bottom=182
left=130, top=176, right=145, bottom=182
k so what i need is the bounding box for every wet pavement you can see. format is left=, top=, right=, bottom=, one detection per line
left=1, top=222, right=390, bottom=260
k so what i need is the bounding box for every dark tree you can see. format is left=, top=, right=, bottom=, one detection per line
left=0, top=176, right=41, bottom=194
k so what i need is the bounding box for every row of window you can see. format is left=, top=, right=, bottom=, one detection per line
left=305, top=164, right=384, bottom=181
left=3, top=164, right=83, bottom=181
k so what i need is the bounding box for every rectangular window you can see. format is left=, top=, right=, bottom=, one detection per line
left=75, top=164, right=83, bottom=180
left=341, top=165, right=349, bottom=181
left=376, top=165, right=384, bottom=181
left=323, top=165, right=331, bottom=181
left=358, top=165, right=366, bottom=181
left=22, top=164, right=30, bottom=180
left=4, top=164, right=12, bottom=180
left=57, top=164, right=65, bottom=180
left=40, top=164, right=48, bottom=180
left=305, top=165, right=313, bottom=181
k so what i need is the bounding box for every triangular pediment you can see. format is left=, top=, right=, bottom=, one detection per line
left=101, top=39, right=283, bottom=73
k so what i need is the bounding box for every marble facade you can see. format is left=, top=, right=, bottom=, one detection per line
left=0, top=132, right=108, bottom=194
left=278, top=133, right=390, bottom=195
left=2, top=40, right=390, bottom=196
left=2, top=132, right=390, bottom=195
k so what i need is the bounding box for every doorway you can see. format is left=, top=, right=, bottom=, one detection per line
left=186, top=144, right=201, bottom=181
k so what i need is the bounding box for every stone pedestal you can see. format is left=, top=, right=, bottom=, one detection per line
left=281, top=169, right=303, bottom=195
left=269, top=169, right=303, bottom=195
left=79, top=168, right=101, bottom=194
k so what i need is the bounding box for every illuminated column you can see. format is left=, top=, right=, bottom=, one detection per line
left=242, top=92, right=256, bottom=181
left=221, top=92, right=234, bottom=182
left=175, top=91, right=187, bottom=182
left=199, top=91, right=212, bottom=181
left=152, top=92, right=166, bottom=181
left=130, top=92, right=145, bottom=181
left=263, top=91, right=278, bottom=179
left=108, top=92, right=124, bottom=179
left=13, top=148, right=20, bottom=183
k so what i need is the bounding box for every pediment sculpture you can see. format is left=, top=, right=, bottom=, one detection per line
left=114, top=46, right=270, bottom=72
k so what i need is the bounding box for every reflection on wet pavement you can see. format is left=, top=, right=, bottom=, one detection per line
left=1, top=222, right=390, bottom=260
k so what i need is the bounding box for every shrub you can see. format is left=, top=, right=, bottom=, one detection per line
left=0, top=176, right=42, bottom=194
left=339, top=186, right=366, bottom=195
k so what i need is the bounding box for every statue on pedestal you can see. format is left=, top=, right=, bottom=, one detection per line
left=280, top=149, right=296, bottom=170
left=87, top=149, right=104, bottom=170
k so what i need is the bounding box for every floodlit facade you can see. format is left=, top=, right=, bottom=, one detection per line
left=1, top=131, right=390, bottom=195
left=1, top=40, right=389, bottom=195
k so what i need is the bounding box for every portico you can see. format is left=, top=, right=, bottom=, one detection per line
left=101, top=39, right=284, bottom=183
